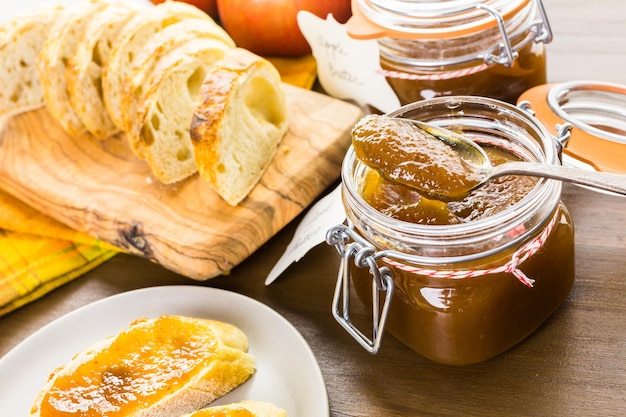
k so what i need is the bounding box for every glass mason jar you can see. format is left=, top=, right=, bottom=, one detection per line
left=327, top=96, right=575, bottom=365
left=519, top=80, right=626, bottom=174
left=346, top=0, right=553, bottom=104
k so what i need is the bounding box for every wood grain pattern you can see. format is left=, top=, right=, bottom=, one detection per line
left=0, top=83, right=362, bottom=279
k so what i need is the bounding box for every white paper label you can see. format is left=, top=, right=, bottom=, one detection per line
left=265, top=185, right=345, bottom=285
left=297, top=11, right=401, bottom=113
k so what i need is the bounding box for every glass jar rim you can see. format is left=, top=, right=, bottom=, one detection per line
left=519, top=81, right=626, bottom=174
left=341, top=96, right=562, bottom=262
left=547, top=80, right=626, bottom=144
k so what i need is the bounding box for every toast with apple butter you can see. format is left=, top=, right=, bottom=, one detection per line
left=30, top=315, right=256, bottom=417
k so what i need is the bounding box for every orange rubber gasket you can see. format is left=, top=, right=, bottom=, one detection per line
left=519, top=83, right=626, bottom=174
left=347, top=0, right=529, bottom=40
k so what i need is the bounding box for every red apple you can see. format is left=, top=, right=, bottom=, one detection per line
left=149, top=0, right=219, bottom=21
left=217, top=0, right=352, bottom=57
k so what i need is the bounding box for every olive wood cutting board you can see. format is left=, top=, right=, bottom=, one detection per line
left=0, top=83, right=362, bottom=279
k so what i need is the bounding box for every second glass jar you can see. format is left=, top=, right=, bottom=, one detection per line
left=346, top=0, right=553, bottom=104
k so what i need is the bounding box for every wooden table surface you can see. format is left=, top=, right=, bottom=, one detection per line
left=1, top=1, right=625, bottom=416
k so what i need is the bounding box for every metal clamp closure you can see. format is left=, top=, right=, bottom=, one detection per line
left=481, top=0, right=552, bottom=68
left=518, top=100, right=573, bottom=160
left=556, top=122, right=574, bottom=148
left=326, top=224, right=394, bottom=354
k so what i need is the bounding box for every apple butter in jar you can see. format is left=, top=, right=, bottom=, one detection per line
left=346, top=0, right=552, bottom=104
left=327, top=96, right=575, bottom=365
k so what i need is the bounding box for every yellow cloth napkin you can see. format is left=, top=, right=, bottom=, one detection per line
left=0, top=55, right=319, bottom=317
left=0, top=189, right=119, bottom=317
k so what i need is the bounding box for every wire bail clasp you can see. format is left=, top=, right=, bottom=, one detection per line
left=481, top=0, right=552, bottom=68
left=326, top=224, right=394, bottom=354
left=518, top=99, right=573, bottom=159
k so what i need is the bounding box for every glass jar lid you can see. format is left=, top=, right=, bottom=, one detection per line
left=348, top=0, right=532, bottom=39
left=519, top=81, right=626, bottom=174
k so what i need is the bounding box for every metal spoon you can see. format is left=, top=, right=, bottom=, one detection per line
left=405, top=118, right=626, bottom=198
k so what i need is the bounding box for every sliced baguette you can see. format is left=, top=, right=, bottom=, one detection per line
left=0, top=5, right=66, bottom=115
left=102, top=0, right=219, bottom=131
left=119, top=17, right=235, bottom=133
left=128, top=38, right=232, bottom=184
left=37, top=0, right=110, bottom=136
left=190, top=48, right=288, bottom=206
left=30, top=315, right=256, bottom=417
left=182, top=400, right=288, bottom=417
left=66, top=2, right=141, bottom=139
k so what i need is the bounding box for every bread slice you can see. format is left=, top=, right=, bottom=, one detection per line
left=30, top=315, right=256, bottom=417
left=0, top=4, right=66, bottom=115
left=37, top=0, right=111, bottom=136
left=119, top=17, right=235, bottom=133
left=102, top=0, right=219, bottom=131
left=190, top=48, right=288, bottom=206
left=66, top=2, right=142, bottom=139
left=128, top=38, right=232, bottom=184
left=182, top=400, right=288, bottom=416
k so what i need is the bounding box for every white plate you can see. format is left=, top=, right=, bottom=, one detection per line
left=0, top=286, right=329, bottom=416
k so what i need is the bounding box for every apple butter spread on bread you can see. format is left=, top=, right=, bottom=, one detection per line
left=30, top=315, right=255, bottom=417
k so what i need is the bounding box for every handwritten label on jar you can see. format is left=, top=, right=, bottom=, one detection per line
left=297, top=11, right=400, bottom=113
left=265, top=185, right=345, bottom=285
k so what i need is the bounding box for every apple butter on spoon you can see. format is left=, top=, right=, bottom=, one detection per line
left=352, top=114, right=485, bottom=202
left=352, top=114, right=626, bottom=199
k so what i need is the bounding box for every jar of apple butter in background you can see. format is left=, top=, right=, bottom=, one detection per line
left=345, top=0, right=552, bottom=104
left=326, top=96, right=575, bottom=365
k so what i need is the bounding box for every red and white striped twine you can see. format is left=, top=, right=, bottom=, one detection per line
left=383, top=213, right=558, bottom=287
left=377, top=63, right=490, bottom=81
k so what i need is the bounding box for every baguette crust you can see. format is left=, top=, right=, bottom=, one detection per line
left=67, top=2, right=140, bottom=139
left=37, top=0, right=110, bottom=136
left=190, top=48, right=288, bottom=205
left=182, top=400, right=288, bottom=417
left=0, top=5, right=66, bottom=115
left=102, top=0, right=215, bottom=131
left=4, top=1, right=289, bottom=192
left=128, top=38, right=232, bottom=183
left=30, top=315, right=255, bottom=417
left=119, top=18, right=235, bottom=133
